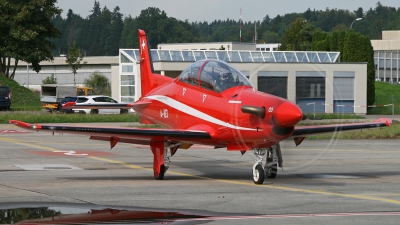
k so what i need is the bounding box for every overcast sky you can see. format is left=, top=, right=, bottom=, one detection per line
left=56, top=0, right=399, bottom=22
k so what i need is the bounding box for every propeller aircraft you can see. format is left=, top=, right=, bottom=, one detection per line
left=10, top=29, right=391, bottom=184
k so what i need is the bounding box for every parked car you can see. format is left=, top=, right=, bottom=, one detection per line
left=58, top=96, right=78, bottom=113
left=73, top=95, right=129, bottom=114
left=0, top=86, right=11, bottom=110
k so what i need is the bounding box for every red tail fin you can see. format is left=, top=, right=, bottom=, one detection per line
left=138, top=29, right=171, bottom=97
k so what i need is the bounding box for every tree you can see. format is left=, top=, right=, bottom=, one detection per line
left=0, top=0, right=62, bottom=79
left=310, top=29, right=375, bottom=107
left=279, top=18, right=317, bottom=51
left=42, top=74, right=57, bottom=84
left=364, top=36, right=375, bottom=106
left=66, top=41, right=85, bottom=86
left=261, top=31, right=280, bottom=43
left=84, top=71, right=110, bottom=95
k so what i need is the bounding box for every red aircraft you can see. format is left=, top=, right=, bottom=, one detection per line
left=10, top=29, right=391, bottom=184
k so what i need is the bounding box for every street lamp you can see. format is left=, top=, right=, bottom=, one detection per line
left=350, top=18, right=362, bottom=29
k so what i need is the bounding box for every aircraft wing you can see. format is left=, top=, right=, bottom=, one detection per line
left=62, top=102, right=151, bottom=110
left=9, top=120, right=212, bottom=148
left=291, top=118, right=391, bottom=138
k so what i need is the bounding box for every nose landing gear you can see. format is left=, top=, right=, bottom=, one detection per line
left=252, top=143, right=282, bottom=184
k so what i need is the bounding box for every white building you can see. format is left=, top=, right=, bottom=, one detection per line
left=371, top=30, right=400, bottom=83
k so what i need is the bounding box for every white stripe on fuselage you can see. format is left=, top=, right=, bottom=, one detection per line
left=144, top=95, right=258, bottom=131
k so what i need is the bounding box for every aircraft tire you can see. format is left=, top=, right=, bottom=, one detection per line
left=253, top=164, right=265, bottom=184
left=154, top=164, right=165, bottom=180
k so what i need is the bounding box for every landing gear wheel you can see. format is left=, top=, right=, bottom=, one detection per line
left=265, top=158, right=277, bottom=178
left=154, top=164, right=166, bottom=180
left=253, top=164, right=265, bottom=184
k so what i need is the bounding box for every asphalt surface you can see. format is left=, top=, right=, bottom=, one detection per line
left=1, top=122, right=400, bottom=224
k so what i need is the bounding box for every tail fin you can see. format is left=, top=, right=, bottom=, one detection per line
left=138, top=29, right=171, bottom=97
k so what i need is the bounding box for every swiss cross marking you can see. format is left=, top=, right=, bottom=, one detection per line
left=141, top=40, right=146, bottom=50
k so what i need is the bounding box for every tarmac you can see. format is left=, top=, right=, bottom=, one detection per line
left=1, top=122, right=400, bottom=224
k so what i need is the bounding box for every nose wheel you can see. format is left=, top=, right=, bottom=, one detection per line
left=252, top=164, right=265, bottom=184
left=252, top=149, right=266, bottom=184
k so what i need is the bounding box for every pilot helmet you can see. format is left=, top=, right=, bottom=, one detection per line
left=221, top=72, right=233, bottom=82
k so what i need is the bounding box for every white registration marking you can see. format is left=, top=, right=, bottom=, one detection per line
left=183, top=88, right=186, bottom=96
left=145, top=95, right=258, bottom=131
left=160, top=109, right=169, bottom=118
left=202, top=94, right=207, bottom=102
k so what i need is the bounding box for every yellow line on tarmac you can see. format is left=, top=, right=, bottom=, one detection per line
left=0, top=136, right=58, bottom=151
left=2, top=136, right=400, bottom=205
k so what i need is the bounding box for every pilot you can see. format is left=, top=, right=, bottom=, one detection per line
left=221, top=72, right=233, bottom=83
left=215, top=72, right=234, bottom=92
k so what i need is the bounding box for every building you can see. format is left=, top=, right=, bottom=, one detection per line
left=256, top=43, right=281, bottom=51
left=371, top=30, right=400, bottom=83
left=12, top=49, right=368, bottom=115
left=116, top=49, right=366, bottom=114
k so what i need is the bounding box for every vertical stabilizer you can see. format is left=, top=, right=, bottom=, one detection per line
left=138, top=29, right=172, bottom=97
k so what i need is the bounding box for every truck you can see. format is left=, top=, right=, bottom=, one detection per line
left=40, top=85, right=98, bottom=111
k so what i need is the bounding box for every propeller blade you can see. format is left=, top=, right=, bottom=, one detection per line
left=241, top=105, right=265, bottom=119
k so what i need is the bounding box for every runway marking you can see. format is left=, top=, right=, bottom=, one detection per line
left=0, top=129, right=29, bottom=134
left=2, top=136, right=400, bottom=205
left=27, top=150, right=116, bottom=157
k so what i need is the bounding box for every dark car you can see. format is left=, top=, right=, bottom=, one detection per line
left=0, top=86, right=11, bottom=110
left=58, top=96, right=78, bottom=113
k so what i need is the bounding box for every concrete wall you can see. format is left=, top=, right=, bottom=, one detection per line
left=13, top=56, right=118, bottom=91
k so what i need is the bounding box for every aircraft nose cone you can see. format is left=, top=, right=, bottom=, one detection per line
left=274, top=101, right=303, bottom=127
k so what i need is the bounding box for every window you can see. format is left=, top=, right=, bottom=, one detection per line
left=296, top=77, right=325, bottom=98
left=199, top=60, right=253, bottom=92
left=179, top=60, right=203, bottom=86
left=258, top=77, right=287, bottom=99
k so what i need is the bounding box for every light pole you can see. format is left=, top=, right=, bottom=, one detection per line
left=350, top=18, right=362, bottom=29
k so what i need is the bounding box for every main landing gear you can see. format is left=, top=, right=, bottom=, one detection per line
left=150, top=141, right=179, bottom=180
left=252, top=143, right=282, bottom=184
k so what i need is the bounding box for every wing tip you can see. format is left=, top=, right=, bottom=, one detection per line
left=9, top=120, right=29, bottom=128
left=9, top=120, right=40, bottom=130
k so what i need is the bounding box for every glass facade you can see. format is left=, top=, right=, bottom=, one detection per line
left=120, top=50, right=137, bottom=103
left=123, top=49, right=340, bottom=63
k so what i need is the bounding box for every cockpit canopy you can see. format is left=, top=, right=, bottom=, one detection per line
left=179, top=59, right=253, bottom=92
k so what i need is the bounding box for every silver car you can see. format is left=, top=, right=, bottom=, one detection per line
left=73, top=95, right=129, bottom=114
